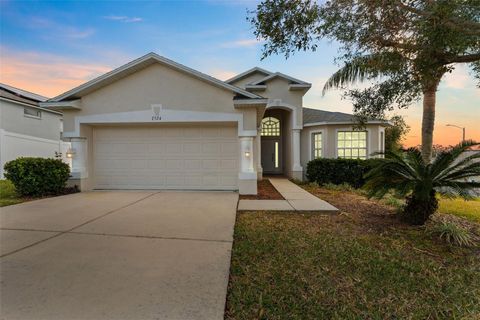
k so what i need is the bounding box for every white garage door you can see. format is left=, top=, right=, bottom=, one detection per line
left=93, top=125, right=239, bottom=190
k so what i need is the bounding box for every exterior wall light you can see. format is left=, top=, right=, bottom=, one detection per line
left=66, top=148, right=76, bottom=158
left=245, top=151, right=251, bottom=158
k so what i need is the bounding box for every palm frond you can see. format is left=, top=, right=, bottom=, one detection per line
left=322, top=52, right=405, bottom=95
left=433, top=140, right=479, bottom=180
left=322, top=55, right=379, bottom=95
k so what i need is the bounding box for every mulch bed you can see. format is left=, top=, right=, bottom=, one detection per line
left=239, top=179, right=284, bottom=200
left=301, top=185, right=409, bottom=232
left=302, top=185, right=480, bottom=242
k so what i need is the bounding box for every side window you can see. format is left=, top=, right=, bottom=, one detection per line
left=312, top=132, right=322, bottom=159
left=337, top=131, right=367, bottom=159
left=24, top=108, right=42, bottom=119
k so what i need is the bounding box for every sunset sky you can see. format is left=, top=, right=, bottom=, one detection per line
left=1, top=0, right=478, bottom=147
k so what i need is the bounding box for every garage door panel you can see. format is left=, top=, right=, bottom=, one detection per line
left=93, top=126, right=238, bottom=190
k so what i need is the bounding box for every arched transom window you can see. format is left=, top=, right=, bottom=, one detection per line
left=261, top=117, right=280, bottom=136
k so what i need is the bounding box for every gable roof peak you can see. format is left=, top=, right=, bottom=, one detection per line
left=49, top=52, right=262, bottom=102
left=225, top=67, right=273, bottom=84
left=251, top=72, right=310, bottom=86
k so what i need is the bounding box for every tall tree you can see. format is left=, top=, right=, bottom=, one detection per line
left=249, top=0, right=480, bottom=163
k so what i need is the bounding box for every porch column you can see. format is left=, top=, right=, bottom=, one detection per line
left=238, top=136, right=257, bottom=195
left=292, top=129, right=303, bottom=180
left=256, top=134, right=263, bottom=180
left=70, top=137, right=88, bottom=179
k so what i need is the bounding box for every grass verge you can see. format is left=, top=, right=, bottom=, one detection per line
left=0, top=180, right=24, bottom=207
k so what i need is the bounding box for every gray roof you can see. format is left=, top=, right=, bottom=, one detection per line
left=0, top=83, right=48, bottom=103
left=303, top=107, right=355, bottom=124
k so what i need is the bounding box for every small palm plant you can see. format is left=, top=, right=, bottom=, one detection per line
left=364, top=140, right=480, bottom=225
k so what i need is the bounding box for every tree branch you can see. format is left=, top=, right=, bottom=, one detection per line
left=446, top=52, right=480, bottom=63
left=395, top=0, right=480, bottom=36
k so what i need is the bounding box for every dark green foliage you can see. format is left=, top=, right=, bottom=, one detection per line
left=306, top=158, right=385, bottom=188
left=250, top=0, right=480, bottom=162
left=385, top=115, right=410, bottom=153
left=365, top=140, right=480, bottom=225
left=4, top=157, right=70, bottom=197
left=250, top=0, right=480, bottom=109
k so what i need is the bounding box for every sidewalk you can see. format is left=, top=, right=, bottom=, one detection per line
left=238, top=178, right=338, bottom=213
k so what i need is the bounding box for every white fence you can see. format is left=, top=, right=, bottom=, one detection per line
left=0, top=129, right=71, bottom=178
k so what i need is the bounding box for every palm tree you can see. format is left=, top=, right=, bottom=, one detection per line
left=322, top=53, right=445, bottom=164
left=364, top=140, right=480, bottom=225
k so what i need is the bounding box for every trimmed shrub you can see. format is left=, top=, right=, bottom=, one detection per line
left=306, top=158, right=386, bottom=188
left=4, top=157, right=70, bottom=197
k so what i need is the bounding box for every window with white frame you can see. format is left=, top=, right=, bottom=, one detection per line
left=261, top=117, right=280, bottom=136
left=312, top=132, right=322, bottom=159
left=337, top=131, right=367, bottom=159
left=24, top=108, right=41, bottom=119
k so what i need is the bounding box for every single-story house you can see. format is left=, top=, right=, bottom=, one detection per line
left=40, top=53, right=388, bottom=194
left=0, top=83, right=70, bottom=178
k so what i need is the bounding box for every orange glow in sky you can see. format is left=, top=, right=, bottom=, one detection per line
left=1, top=49, right=478, bottom=148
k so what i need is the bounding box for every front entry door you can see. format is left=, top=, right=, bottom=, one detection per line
left=261, top=139, right=282, bottom=174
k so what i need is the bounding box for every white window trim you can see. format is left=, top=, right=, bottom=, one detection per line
left=334, top=127, right=371, bottom=159
left=63, top=108, right=258, bottom=138
left=308, top=128, right=326, bottom=161
left=23, top=108, right=42, bottom=120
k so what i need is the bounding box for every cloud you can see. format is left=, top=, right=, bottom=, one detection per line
left=0, top=47, right=112, bottom=97
left=210, top=69, right=238, bottom=80
left=104, top=15, right=143, bottom=23
left=442, top=64, right=476, bottom=89
left=220, top=39, right=263, bottom=48
left=27, top=17, right=95, bottom=40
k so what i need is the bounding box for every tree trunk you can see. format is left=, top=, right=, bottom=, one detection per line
left=421, top=82, right=439, bottom=163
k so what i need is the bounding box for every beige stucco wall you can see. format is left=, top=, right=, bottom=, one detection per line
left=0, top=99, right=62, bottom=141
left=228, top=72, right=269, bottom=89
left=63, top=63, right=244, bottom=133
left=300, top=123, right=386, bottom=169
left=60, top=62, right=263, bottom=193
left=261, top=78, right=304, bottom=128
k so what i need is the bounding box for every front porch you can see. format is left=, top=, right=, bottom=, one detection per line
left=255, top=106, right=303, bottom=181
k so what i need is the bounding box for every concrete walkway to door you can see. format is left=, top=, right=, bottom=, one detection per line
left=238, top=178, right=339, bottom=212
left=0, top=191, right=238, bottom=320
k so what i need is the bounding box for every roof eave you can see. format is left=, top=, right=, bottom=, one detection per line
left=234, top=98, right=268, bottom=108
left=289, top=84, right=312, bottom=91
left=303, top=120, right=391, bottom=127
left=245, top=84, right=267, bottom=91
left=39, top=99, right=82, bottom=111
left=0, top=97, right=63, bottom=115
left=50, top=53, right=262, bottom=102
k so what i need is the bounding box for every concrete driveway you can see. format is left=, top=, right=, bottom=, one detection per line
left=0, top=191, right=238, bottom=320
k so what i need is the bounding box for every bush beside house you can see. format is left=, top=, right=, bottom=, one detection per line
left=306, top=158, right=385, bottom=188
left=4, top=157, right=70, bottom=197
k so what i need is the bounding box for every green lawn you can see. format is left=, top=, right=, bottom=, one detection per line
left=226, top=211, right=480, bottom=319
left=0, top=180, right=24, bottom=207
left=227, top=186, right=480, bottom=319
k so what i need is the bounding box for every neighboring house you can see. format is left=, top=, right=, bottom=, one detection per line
left=40, top=53, right=388, bottom=194
left=0, top=83, right=70, bottom=178
left=458, top=147, right=480, bottom=193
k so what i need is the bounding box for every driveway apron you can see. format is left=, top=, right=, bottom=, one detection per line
left=0, top=191, right=238, bottom=320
